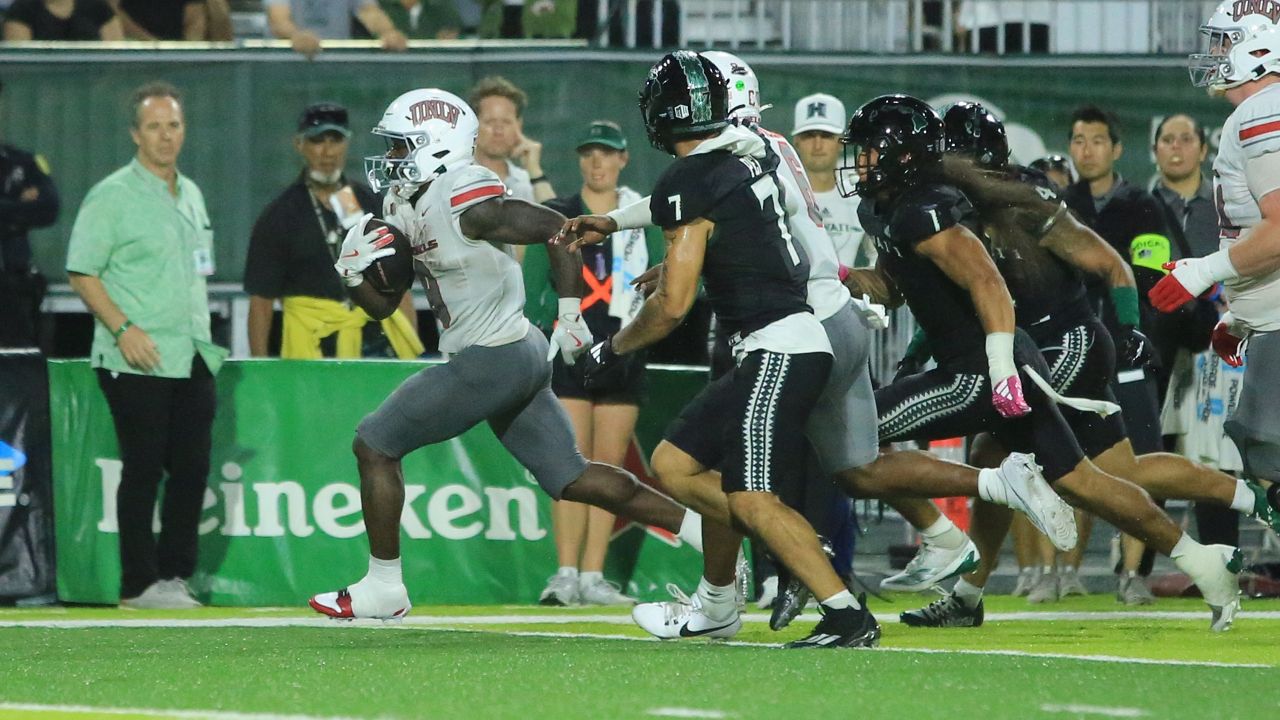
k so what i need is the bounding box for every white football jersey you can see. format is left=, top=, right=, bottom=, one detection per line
left=1213, top=82, right=1280, bottom=332
left=756, top=127, right=850, bottom=322
left=813, top=187, right=875, bottom=268
left=383, top=165, right=530, bottom=354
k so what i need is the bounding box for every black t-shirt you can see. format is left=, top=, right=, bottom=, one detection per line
left=990, top=165, right=1093, bottom=341
left=543, top=193, right=620, bottom=336
left=5, top=0, right=115, bottom=39
left=243, top=176, right=382, bottom=302
left=859, top=182, right=986, bottom=364
left=120, top=0, right=202, bottom=39
left=650, top=149, right=810, bottom=339
left=0, top=143, right=59, bottom=273
left=1063, top=176, right=1170, bottom=332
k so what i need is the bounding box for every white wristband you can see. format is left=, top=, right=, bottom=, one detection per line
left=985, top=332, right=1018, bottom=383
left=606, top=196, right=654, bottom=230
left=557, top=297, right=582, bottom=317
left=1203, top=248, right=1239, bottom=283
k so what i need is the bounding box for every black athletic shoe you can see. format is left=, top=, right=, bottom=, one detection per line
left=900, top=592, right=984, bottom=628
left=770, top=538, right=835, bottom=631
left=785, top=593, right=881, bottom=649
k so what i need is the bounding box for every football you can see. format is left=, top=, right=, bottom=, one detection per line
left=361, top=218, right=414, bottom=295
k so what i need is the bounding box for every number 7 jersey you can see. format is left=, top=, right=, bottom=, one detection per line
left=383, top=164, right=531, bottom=354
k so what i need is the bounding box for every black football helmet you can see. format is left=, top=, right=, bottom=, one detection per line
left=942, top=101, right=1009, bottom=170
left=639, top=51, right=730, bottom=155
left=838, top=94, right=944, bottom=198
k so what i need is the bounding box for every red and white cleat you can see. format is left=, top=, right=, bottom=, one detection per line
left=309, top=584, right=411, bottom=621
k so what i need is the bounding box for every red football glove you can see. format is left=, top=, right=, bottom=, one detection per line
left=1150, top=255, right=1237, bottom=312
left=992, top=375, right=1032, bottom=418
left=1211, top=316, right=1247, bottom=368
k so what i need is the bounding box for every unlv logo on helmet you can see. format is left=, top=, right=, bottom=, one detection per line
left=407, top=100, right=461, bottom=128
left=1232, top=0, right=1280, bottom=22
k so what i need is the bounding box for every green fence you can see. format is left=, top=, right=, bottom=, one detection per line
left=2, top=49, right=1217, bottom=282
left=50, top=358, right=709, bottom=605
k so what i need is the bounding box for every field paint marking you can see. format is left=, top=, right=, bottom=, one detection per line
left=4, top=610, right=1280, bottom=629
left=408, top=626, right=1271, bottom=669
left=0, top=702, right=360, bottom=720
left=1041, top=704, right=1149, bottom=717
left=646, top=709, right=732, bottom=719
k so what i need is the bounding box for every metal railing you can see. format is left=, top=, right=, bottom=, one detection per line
left=599, top=0, right=1219, bottom=53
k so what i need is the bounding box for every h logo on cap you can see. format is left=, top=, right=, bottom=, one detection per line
left=807, top=102, right=827, bottom=119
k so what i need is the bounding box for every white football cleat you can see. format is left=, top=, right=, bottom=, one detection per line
left=880, top=537, right=981, bottom=593
left=632, top=584, right=742, bottom=640
left=1197, top=544, right=1243, bottom=633
left=997, top=453, right=1078, bottom=552
left=310, top=580, right=411, bottom=621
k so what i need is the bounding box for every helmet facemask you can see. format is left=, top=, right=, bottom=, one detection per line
left=1189, top=25, right=1244, bottom=91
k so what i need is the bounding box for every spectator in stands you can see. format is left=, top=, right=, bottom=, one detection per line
left=1064, top=104, right=1171, bottom=606
left=377, top=0, right=461, bottom=39
left=0, top=78, right=59, bottom=349
left=109, top=0, right=232, bottom=41
left=468, top=76, right=554, bottom=261
left=66, top=82, right=226, bottom=609
left=1150, top=114, right=1243, bottom=549
left=243, top=102, right=419, bottom=360
left=3, top=0, right=122, bottom=40
left=790, top=93, right=874, bottom=268
left=524, top=121, right=663, bottom=606
left=265, top=0, right=407, bottom=59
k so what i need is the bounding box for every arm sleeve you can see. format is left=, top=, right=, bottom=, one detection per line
left=242, top=208, right=288, bottom=298
left=448, top=165, right=507, bottom=217
left=65, top=185, right=118, bottom=277
left=520, top=242, right=556, bottom=333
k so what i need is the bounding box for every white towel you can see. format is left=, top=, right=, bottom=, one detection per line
left=609, top=185, right=649, bottom=325
left=1021, top=365, right=1121, bottom=417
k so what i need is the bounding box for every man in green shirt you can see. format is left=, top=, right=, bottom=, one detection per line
left=66, top=82, right=227, bottom=610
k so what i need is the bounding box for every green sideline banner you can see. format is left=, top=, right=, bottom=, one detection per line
left=50, top=359, right=707, bottom=606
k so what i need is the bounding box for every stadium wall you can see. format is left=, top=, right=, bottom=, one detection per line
left=49, top=359, right=710, bottom=606
left=2, top=49, right=1219, bottom=283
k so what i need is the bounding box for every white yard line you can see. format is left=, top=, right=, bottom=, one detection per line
left=0, top=702, right=361, bottom=720
left=646, top=708, right=732, bottom=719
left=1, top=614, right=1271, bottom=669
left=1040, top=703, right=1149, bottom=717
left=3, top=609, right=1279, bottom=629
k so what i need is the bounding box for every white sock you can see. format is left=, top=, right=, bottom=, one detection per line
left=1169, top=532, right=1197, bottom=559
left=678, top=509, right=704, bottom=552
left=696, top=576, right=737, bottom=621
left=819, top=588, right=861, bottom=610
left=920, top=515, right=967, bottom=550
left=1058, top=565, right=1074, bottom=576
left=952, top=577, right=983, bottom=608
left=557, top=566, right=579, bottom=578
left=977, top=467, right=1005, bottom=505
left=579, top=571, right=603, bottom=587
left=366, top=556, right=402, bottom=587
left=1230, top=479, right=1256, bottom=513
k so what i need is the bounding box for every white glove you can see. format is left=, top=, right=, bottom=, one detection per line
left=334, top=213, right=396, bottom=287
left=547, top=297, right=594, bottom=365
left=851, top=294, right=889, bottom=330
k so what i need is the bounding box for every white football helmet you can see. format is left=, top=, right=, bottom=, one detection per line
left=365, top=88, right=478, bottom=194
left=1189, top=2, right=1280, bottom=92
left=701, top=51, right=769, bottom=122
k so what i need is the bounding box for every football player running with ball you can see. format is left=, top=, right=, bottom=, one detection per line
left=309, top=89, right=700, bottom=620
left=1152, top=2, right=1280, bottom=525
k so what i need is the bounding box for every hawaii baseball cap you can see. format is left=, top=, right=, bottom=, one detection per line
left=792, top=93, right=847, bottom=136
left=298, top=102, right=352, bottom=139
left=576, top=121, right=627, bottom=151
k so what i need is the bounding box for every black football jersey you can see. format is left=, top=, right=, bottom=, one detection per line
left=650, top=149, right=811, bottom=339
left=859, top=183, right=986, bottom=364
left=988, top=165, right=1093, bottom=340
